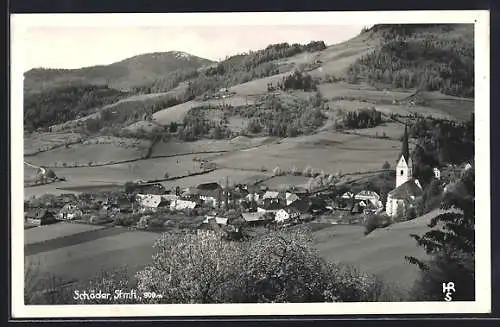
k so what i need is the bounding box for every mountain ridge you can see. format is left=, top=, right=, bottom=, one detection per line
left=24, top=51, right=215, bottom=94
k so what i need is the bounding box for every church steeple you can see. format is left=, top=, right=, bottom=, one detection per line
left=401, top=124, right=410, bottom=163
left=395, top=124, right=412, bottom=188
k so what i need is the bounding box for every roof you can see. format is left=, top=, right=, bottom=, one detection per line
left=262, top=201, right=282, bottom=211
left=388, top=179, right=424, bottom=199
left=285, top=192, right=299, bottom=202
left=136, top=194, right=162, bottom=208
left=289, top=198, right=310, bottom=213
left=342, top=192, right=354, bottom=199
left=161, top=194, right=179, bottom=202
left=354, top=190, right=380, bottom=200
left=242, top=212, right=266, bottom=222
left=263, top=191, right=280, bottom=199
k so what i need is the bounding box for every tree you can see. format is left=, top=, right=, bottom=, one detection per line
left=273, top=166, right=283, bottom=176
left=135, top=228, right=390, bottom=303
left=303, top=165, right=313, bottom=177
left=405, top=168, right=474, bottom=301
left=382, top=161, right=391, bottom=170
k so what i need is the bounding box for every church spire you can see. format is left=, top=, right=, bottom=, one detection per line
left=401, top=124, right=410, bottom=162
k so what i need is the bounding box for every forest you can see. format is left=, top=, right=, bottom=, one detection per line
left=349, top=25, right=474, bottom=98
left=410, top=113, right=474, bottom=185
left=23, top=84, right=129, bottom=132
left=343, top=108, right=383, bottom=129
left=132, top=41, right=327, bottom=100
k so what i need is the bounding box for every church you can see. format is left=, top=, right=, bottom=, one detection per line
left=385, top=125, right=423, bottom=218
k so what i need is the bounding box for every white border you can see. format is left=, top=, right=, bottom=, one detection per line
left=11, top=10, right=490, bottom=318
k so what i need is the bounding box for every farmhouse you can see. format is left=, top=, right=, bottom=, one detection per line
left=242, top=212, right=266, bottom=225
left=203, top=216, right=229, bottom=226
left=25, top=208, right=56, bottom=226
left=57, top=203, right=83, bottom=220
left=354, top=190, right=381, bottom=208
left=274, top=207, right=301, bottom=223
left=195, top=182, right=223, bottom=208
left=170, top=199, right=197, bottom=211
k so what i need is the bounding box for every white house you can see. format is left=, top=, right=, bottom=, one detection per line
left=242, top=212, right=266, bottom=223
left=203, top=216, right=228, bottom=226
left=433, top=167, right=441, bottom=180
left=57, top=203, right=83, bottom=220
left=136, top=194, right=162, bottom=208
left=354, top=190, right=381, bottom=207
left=274, top=208, right=301, bottom=223
left=170, top=199, right=197, bottom=211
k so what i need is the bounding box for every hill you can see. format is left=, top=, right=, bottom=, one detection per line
left=24, top=51, right=215, bottom=94
left=347, top=24, right=474, bottom=98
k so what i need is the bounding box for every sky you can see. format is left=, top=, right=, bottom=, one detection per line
left=20, top=25, right=364, bottom=70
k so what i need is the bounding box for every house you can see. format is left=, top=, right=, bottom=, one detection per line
left=262, top=191, right=280, bottom=201
left=196, top=182, right=223, bottom=208
left=385, top=179, right=423, bottom=218
left=433, top=167, right=441, bottom=180
left=258, top=200, right=282, bottom=213
left=25, top=208, right=56, bottom=226
left=354, top=190, right=381, bottom=207
left=136, top=194, right=162, bottom=208
left=57, top=203, right=83, bottom=220
left=274, top=207, right=301, bottom=223
left=242, top=212, right=266, bottom=224
left=203, top=216, right=229, bottom=226
left=170, top=199, right=197, bottom=211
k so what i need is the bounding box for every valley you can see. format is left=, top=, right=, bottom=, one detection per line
left=22, top=24, right=475, bottom=303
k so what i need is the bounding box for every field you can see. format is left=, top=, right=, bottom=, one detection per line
left=150, top=136, right=274, bottom=157
left=152, top=96, right=256, bottom=125
left=25, top=224, right=160, bottom=284
left=312, top=209, right=440, bottom=288
left=211, top=130, right=402, bottom=175
left=261, top=175, right=311, bottom=190
left=27, top=143, right=149, bottom=167
left=161, top=168, right=272, bottom=190
left=24, top=132, right=86, bottom=156
left=24, top=209, right=439, bottom=291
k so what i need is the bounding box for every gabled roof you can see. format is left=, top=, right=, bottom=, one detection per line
left=242, top=212, right=266, bottom=222
left=263, top=191, right=280, bottom=199
left=388, top=179, right=423, bottom=199
left=354, top=190, right=380, bottom=200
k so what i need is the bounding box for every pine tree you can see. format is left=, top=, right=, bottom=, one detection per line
left=405, top=168, right=474, bottom=300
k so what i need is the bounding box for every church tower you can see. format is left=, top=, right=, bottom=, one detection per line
left=395, top=125, right=412, bottom=188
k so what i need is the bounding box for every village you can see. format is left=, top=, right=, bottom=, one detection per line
left=24, top=127, right=471, bottom=238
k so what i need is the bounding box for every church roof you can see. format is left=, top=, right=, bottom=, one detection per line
left=388, top=179, right=423, bottom=199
